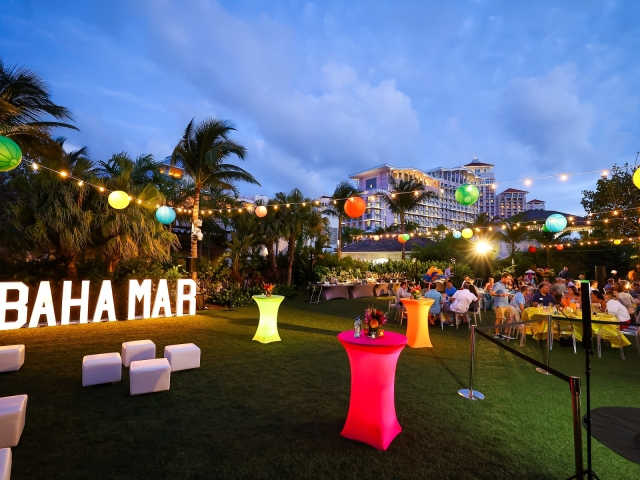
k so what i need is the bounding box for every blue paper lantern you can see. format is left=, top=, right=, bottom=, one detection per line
left=156, top=206, right=176, bottom=224
left=545, top=214, right=567, bottom=233
left=453, top=230, right=462, bottom=239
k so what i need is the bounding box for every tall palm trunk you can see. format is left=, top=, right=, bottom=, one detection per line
left=286, top=236, right=296, bottom=286
left=400, top=213, right=406, bottom=260
left=337, top=215, right=343, bottom=258
left=191, top=189, right=200, bottom=281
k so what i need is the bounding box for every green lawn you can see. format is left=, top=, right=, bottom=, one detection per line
left=1, top=297, right=639, bottom=479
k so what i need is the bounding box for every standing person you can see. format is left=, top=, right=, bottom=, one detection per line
left=559, top=266, right=571, bottom=280
left=531, top=283, right=555, bottom=307
left=444, top=265, right=454, bottom=279
left=423, top=282, right=445, bottom=325
left=491, top=273, right=513, bottom=339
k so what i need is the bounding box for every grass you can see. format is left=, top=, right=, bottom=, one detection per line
left=1, top=296, right=639, bottom=479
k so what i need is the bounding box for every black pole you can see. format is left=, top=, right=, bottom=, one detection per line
left=580, top=279, right=597, bottom=480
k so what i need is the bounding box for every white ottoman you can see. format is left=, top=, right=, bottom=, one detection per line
left=164, top=343, right=201, bottom=372
left=0, top=448, right=10, bottom=480
left=129, top=358, right=170, bottom=396
left=0, top=395, right=27, bottom=449
left=121, top=340, right=155, bottom=367
left=82, top=353, right=122, bottom=387
left=0, top=345, right=25, bottom=373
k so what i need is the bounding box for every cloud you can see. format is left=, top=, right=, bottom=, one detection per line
left=138, top=1, right=420, bottom=183
left=498, top=65, right=594, bottom=167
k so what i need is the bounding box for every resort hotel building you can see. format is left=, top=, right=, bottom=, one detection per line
left=344, top=163, right=482, bottom=232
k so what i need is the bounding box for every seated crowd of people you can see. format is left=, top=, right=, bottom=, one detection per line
left=392, top=267, right=639, bottom=340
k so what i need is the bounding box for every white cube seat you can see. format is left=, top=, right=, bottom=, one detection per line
left=82, top=353, right=122, bottom=387
left=121, top=340, right=155, bottom=367
left=0, top=448, right=11, bottom=480
left=0, top=345, right=25, bottom=373
left=129, top=358, right=171, bottom=396
left=0, top=395, right=27, bottom=449
left=164, top=343, right=201, bottom=372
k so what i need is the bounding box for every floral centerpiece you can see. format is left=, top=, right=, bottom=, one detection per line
left=263, top=283, right=275, bottom=297
left=363, top=307, right=388, bottom=338
left=409, top=286, right=422, bottom=300
left=536, top=267, right=555, bottom=282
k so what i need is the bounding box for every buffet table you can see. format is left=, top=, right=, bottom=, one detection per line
left=319, top=285, right=351, bottom=301
left=318, top=283, right=395, bottom=301
left=349, top=284, right=376, bottom=298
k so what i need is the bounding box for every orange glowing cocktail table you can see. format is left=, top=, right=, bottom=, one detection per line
left=400, top=298, right=434, bottom=348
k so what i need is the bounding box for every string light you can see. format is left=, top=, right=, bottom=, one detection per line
left=60, top=171, right=68, bottom=178
left=560, top=174, right=568, bottom=181
left=77, top=181, right=83, bottom=186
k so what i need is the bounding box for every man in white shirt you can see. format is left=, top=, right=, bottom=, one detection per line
left=450, top=285, right=477, bottom=325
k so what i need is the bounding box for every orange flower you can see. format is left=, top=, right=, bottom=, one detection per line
left=370, top=319, right=379, bottom=328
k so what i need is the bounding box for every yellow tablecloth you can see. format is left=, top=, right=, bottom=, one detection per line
left=521, top=308, right=631, bottom=348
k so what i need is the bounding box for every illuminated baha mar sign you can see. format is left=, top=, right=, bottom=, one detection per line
left=0, top=279, right=198, bottom=331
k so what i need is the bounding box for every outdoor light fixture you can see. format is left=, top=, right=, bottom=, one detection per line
left=475, top=241, right=492, bottom=254
left=158, top=164, right=184, bottom=179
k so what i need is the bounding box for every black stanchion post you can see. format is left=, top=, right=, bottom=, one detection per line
left=570, top=376, right=584, bottom=480
left=580, top=279, right=598, bottom=480
left=458, top=325, right=485, bottom=400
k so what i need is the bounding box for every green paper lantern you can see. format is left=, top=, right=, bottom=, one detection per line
left=0, top=136, right=22, bottom=172
left=403, top=233, right=410, bottom=241
left=455, top=184, right=479, bottom=206
left=545, top=214, right=567, bottom=233
left=542, top=224, right=550, bottom=233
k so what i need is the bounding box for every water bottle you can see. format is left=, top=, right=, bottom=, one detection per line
left=354, top=316, right=362, bottom=337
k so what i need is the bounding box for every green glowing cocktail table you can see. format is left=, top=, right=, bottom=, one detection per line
left=252, top=295, right=285, bottom=343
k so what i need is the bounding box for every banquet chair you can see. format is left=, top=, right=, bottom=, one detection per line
left=621, top=326, right=640, bottom=355
left=469, top=303, right=482, bottom=326
left=309, top=283, right=322, bottom=304
left=595, top=319, right=625, bottom=360
left=387, top=297, right=398, bottom=322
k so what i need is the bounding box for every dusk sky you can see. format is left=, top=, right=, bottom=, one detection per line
left=3, top=0, right=640, bottom=214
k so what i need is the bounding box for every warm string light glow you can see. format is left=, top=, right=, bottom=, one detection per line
left=19, top=160, right=629, bottom=222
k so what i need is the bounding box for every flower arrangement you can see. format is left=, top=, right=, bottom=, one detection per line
left=409, top=286, right=422, bottom=300
left=363, top=307, right=388, bottom=338
left=263, top=283, right=275, bottom=296
left=536, top=267, right=555, bottom=280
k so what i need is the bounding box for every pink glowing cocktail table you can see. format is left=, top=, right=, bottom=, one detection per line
left=337, top=330, right=407, bottom=450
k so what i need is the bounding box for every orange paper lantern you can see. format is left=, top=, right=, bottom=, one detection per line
left=398, top=235, right=407, bottom=244
left=344, top=196, right=366, bottom=218
left=556, top=244, right=564, bottom=251
left=255, top=205, right=267, bottom=218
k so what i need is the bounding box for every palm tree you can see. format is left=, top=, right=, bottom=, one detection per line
left=273, top=188, right=324, bottom=286
left=0, top=59, right=78, bottom=159
left=171, top=118, right=260, bottom=280
left=526, top=228, right=572, bottom=267
left=94, top=153, right=180, bottom=272
left=323, top=181, right=362, bottom=257
left=380, top=177, right=435, bottom=259
left=4, top=140, right=94, bottom=277
left=497, top=222, right=529, bottom=266
left=341, top=226, right=365, bottom=244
